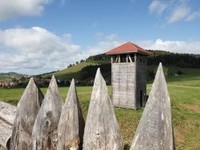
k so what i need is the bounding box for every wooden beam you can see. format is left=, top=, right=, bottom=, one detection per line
left=128, top=55, right=133, bottom=63
left=126, top=55, right=129, bottom=62
left=111, top=57, right=113, bottom=63
left=134, top=54, right=137, bottom=62
left=118, top=55, right=121, bottom=63
left=115, top=56, right=119, bottom=63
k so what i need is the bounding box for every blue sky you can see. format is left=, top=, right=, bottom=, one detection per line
left=0, top=0, right=200, bottom=74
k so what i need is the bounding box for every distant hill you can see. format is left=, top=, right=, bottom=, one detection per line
left=147, top=50, right=200, bottom=68
left=39, top=50, right=200, bottom=85
left=40, top=61, right=109, bottom=85
left=1, top=50, right=199, bottom=84
left=0, top=72, right=25, bottom=76
left=0, top=72, right=27, bottom=82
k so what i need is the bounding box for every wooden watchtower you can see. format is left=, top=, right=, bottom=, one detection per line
left=106, top=42, right=151, bottom=109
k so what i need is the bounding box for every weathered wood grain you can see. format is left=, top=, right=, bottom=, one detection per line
left=0, top=101, right=16, bottom=126
left=130, top=63, right=175, bottom=150
left=0, top=120, right=12, bottom=150
left=9, top=78, right=44, bottom=150
left=57, top=79, right=85, bottom=150
left=111, top=55, right=147, bottom=109
left=112, top=63, right=136, bottom=109
left=0, top=102, right=16, bottom=150
left=32, top=76, right=63, bottom=150
left=83, top=68, right=123, bottom=150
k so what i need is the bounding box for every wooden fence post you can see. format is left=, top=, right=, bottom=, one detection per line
left=9, top=78, right=44, bottom=150
left=57, top=79, right=85, bottom=150
left=32, top=76, right=63, bottom=150
left=83, top=68, right=123, bottom=150
left=130, top=63, right=175, bottom=150
left=0, top=120, right=12, bottom=150
left=0, top=101, right=16, bottom=150
left=0, top=101, right=16, bottom=126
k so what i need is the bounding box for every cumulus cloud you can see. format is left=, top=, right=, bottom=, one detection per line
left=149, top=0, right=200, bottom=23
left=0, top=27, right=81, bottom=74
left=0, top=0, right=52, bottom=21
left=0, top=29, right=123, bottom=75
left=139, top=39, right=200, bottom=54
left=1, top=28, right=199, bottom=75
left=91, top=35, right=200, bottom=55
left=85, top=33, right=123, bottom=57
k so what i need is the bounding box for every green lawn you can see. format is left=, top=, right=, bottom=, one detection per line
left=0, top=74, right=200, bottom=149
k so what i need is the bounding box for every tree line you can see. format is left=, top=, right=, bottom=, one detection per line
left=86, top=50, right=200, bottom=68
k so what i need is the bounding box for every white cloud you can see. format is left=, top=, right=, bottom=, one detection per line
left=149, top=0, right=168, bottom=15
left=85, top=33, right=122, bottom=57
left=89, top=35, right=200, bottom=55
left=1, top=28, right=199, bottom=75
left=139, top=39, right=200, bottom=54
left=0, top=0, right=52, bottom=21
left=168, top=4, right=191, bottom=23
left=0, top=29, right=123, bottom=75
left=186, top=10, right=200, bottom=21
left=149, top=0, right=200, bottom=23
left=0, top=27, right=81, bottom=75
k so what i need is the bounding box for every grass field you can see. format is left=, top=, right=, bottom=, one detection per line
left=0, top=73, right=200, bottom=149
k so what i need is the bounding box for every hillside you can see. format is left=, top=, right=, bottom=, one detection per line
left=1, top=50, right=199, bottom=85
left=39, top=50, right=200, bottom=85
left=0, top=72, right=26, bottom=82
left=39, top=61, right=111, bottom=85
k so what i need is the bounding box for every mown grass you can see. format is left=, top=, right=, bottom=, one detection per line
left=167, top=85, right=200, bottom=150
left=0, top=73, right=200, bottom=149
left=166, top=66, right=200, bottom=87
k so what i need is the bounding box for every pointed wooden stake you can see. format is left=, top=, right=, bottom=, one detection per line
left=83, top=68, right=123, bottom=150
left=130, top=63, right=175, bottom=150
left=57, top=79, right=85, bottom=150
left=32, top=75, right=63, bottom=150
left=10, top=78, right=44, bottom=150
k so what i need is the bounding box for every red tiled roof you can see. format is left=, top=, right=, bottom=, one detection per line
left=106, top=42, right=152, bottom=56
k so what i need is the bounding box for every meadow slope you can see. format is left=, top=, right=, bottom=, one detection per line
left=0, top=73, right=200, bottom=149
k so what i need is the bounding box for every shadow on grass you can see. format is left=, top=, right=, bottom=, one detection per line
left=3, top=99, right=18, bottom=106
